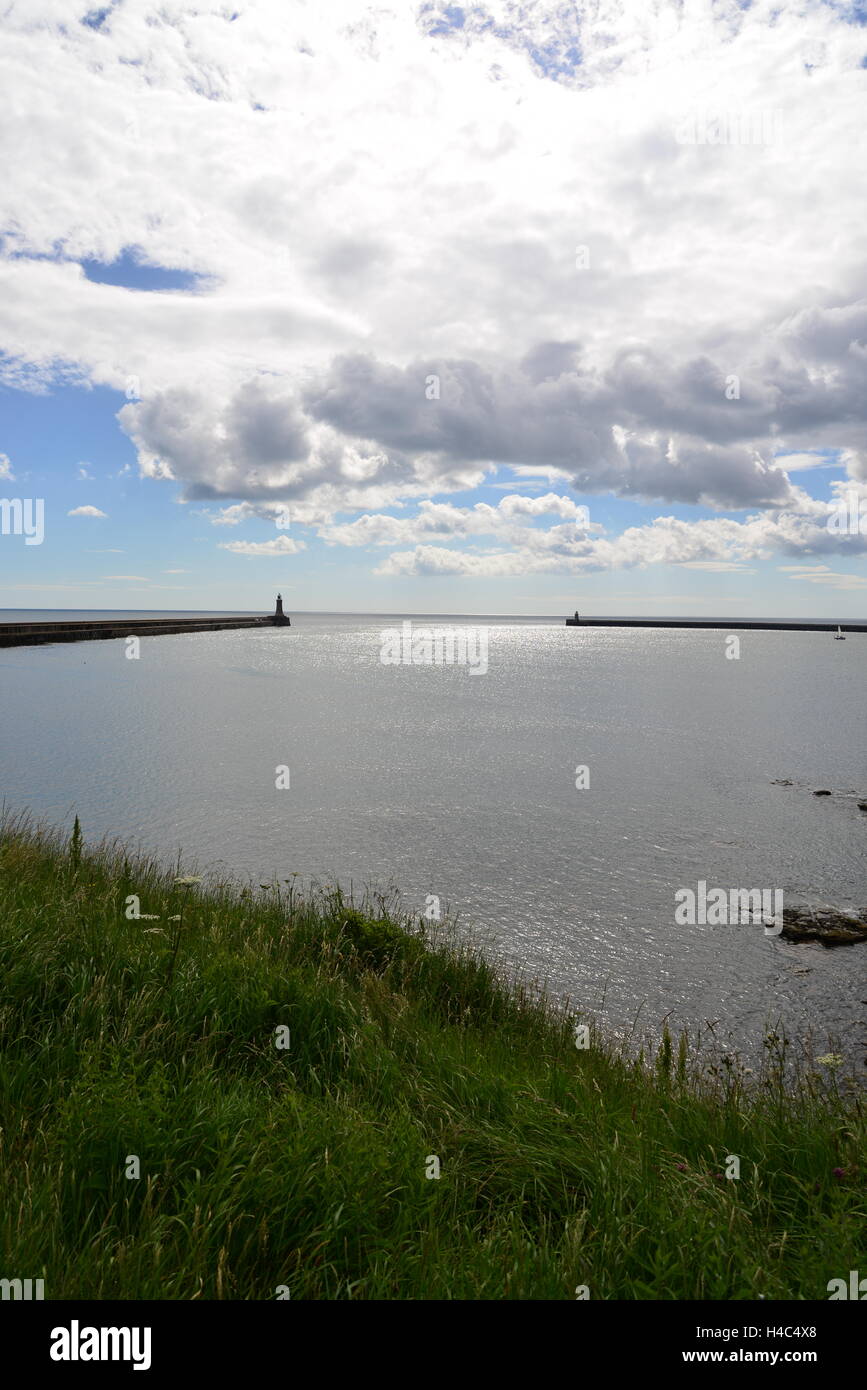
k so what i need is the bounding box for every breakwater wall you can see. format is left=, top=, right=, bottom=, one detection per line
left=565, top=618, right=867, bottom=632
left=0, top=616, right=273, bottom=649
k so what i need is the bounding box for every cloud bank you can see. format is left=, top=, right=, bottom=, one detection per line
left=1, top=0, right=867, bottom=581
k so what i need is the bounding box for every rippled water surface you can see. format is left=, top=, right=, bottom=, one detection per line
left=3, top=612, right=866, bottom=1068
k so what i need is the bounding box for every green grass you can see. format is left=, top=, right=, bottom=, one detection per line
left=0, top=812, right=863, bottom=1300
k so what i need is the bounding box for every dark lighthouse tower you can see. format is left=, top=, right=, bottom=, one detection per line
left=272, top=593, right=291, bottom=626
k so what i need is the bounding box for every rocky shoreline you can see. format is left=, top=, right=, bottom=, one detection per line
left=780, top=906, right=867, bottom=947
left=769, top=780, right=866, bottom=944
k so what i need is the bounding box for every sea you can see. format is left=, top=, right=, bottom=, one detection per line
left=2, top=609, right=865, bottom=1072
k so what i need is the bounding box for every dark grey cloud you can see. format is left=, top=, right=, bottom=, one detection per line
left=302, top=349, right=798, bottom=508
left=117, top=290, right=867, bottom=511
left=520, top=340, right=581, bottom=383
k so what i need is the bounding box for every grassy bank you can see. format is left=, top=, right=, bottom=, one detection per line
left=0, top=815, right=863, bottom=1300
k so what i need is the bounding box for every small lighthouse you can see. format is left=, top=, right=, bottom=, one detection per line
left=272, top=593, right=291, bottom=626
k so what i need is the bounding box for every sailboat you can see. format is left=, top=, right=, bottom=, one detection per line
left=834, top=625, right=846, bottom=640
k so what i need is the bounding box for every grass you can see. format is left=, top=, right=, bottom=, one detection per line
left=0, top=812, right=863, bottom=1300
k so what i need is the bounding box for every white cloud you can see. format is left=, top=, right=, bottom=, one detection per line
left=68, top=505, right=107, bottom=517
left=0, top=452, right=14, bottom=480
left=219, top=535, right=305, bottom=556
left=317, top=494, right=596, bottom=547
left=778, top=564, right=831, bottom=573
left=797, top=573, right=867, bottom=590
left=678, top=561, right=756, bottom=573
left=780, top=564, right=867, bottom=589
left=774, top=452, right=837, bottom=472
left=2, top=2, right=867, bottom=576
left=374, top=496, right=867, bottom=577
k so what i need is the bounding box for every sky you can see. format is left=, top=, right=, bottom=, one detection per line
left=1, top=0, right=867, bottom=616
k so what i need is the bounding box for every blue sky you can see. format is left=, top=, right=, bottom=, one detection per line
left=1, top=1, right=866, bottom=615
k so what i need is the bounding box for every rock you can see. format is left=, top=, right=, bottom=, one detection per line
left=813, top=789, right=832, bottom=796
left=771, top=779, right=793, bottom=786
left=781, top=906, right=867, bottom=947
left=858, top=801, right=867, bottom=812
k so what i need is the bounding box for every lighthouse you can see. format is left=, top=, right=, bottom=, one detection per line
left=272, top=593, right=291, bottom=626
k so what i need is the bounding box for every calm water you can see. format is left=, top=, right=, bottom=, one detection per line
left=2, top=612, right=866, bottom=1069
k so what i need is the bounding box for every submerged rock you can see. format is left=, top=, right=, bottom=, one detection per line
left=781, top=906, right=867, bottom=947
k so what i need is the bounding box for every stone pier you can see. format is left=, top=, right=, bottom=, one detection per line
left=0, top=599, right=293, bottom=648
